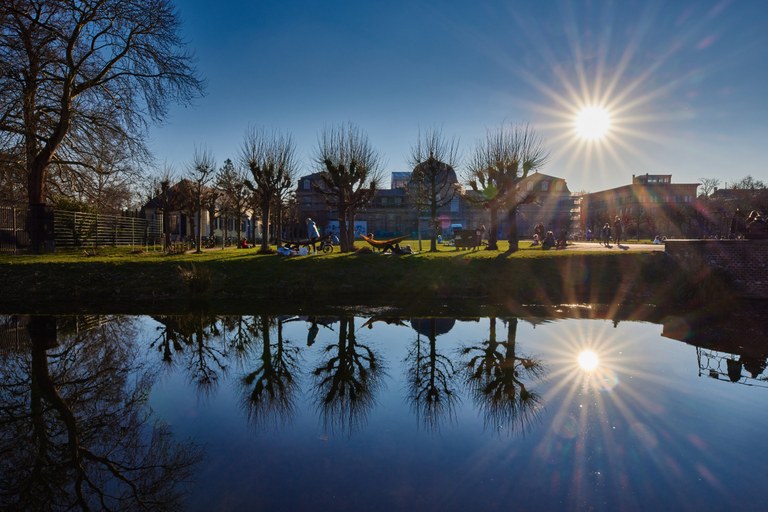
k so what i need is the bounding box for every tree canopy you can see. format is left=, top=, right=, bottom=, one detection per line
left=0, top=0, right=204, bottom=250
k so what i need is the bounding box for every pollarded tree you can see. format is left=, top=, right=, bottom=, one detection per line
left=240, top=128, right=297, bottom=253
left=314, top=123, right=382, bottom=253
left=409, top=128, right=461, bottom=252
left=0, top=0, right=204, bottom=251
left=187, top=148, right=216, bottom=253
left=216, top=158, right=251, bottom=243
left=466, top=123, right=548, bottom=252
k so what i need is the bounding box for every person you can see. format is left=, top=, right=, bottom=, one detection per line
left=307, top=318, right=319, bottom=346
left=601, top=223, right=612, bottom=247
left=306, top=217, right=320, bottom=253
left=542, top=230, right=556, bottom=249
left=531, top=233, right=540, bottom=246
left=653, top=235, right=662, bottom=244
left=240, top=238, right=250, bottom=249
left=730, top=207, right=747, bottom=238
left=477, top=224, right=486, bottom=244
left=613, top=216, right=623, bottom=246
left=586, top=228, right=593, bottom=242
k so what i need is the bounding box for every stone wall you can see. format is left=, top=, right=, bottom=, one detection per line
left=665, top=240, right=768, bottom=298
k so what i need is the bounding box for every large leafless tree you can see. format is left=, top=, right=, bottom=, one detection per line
left=0, top=0, right=204, bottom=251
left=467, top=124, right=548, bottom=252
left=313, top=123, right=382, bottom=252
left=240, top=128, right=297, bottom=253
left=410, top=128, right=461, bottom=252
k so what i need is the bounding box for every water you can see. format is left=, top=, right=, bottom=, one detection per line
left=1, top=309, right=767, bottom=511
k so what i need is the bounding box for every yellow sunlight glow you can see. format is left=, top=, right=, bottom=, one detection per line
left=577, top=350, right=599, bottom=371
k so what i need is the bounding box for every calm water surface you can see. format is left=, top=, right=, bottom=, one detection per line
left=2, top=310, right=767, bottom=511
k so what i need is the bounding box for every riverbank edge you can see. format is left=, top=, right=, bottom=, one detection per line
left=0, top=251, right=739, bottom=315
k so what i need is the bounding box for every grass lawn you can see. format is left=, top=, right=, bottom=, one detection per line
left=0, top=238, right=718, bottom=314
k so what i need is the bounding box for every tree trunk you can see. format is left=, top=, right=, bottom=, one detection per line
left=260, top=200, right=271, bottom=252
left=195, top=203, right=203, bottom=253
left=430, top=187, right=439, bottom=252
left=486, top=207, right=499, bottom=251
left=507, top=208, right=519, bottom=253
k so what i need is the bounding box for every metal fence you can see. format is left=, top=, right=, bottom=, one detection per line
left=53, top=210, right=163, bottom=249
left=0, top=206, right=28, bottom=253
left=0, top=206, right=163, bottom=252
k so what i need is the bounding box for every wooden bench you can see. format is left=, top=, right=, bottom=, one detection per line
left=454, top=230, right=481, bottom=250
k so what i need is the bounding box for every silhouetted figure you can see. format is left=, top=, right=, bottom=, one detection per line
left=307, top=318, right=319, bottom=346
left=613, top=216, right=623, bottom=246
left=730, top=208, right=747, bottom=238
left=726, top=358, right=742, bottom=383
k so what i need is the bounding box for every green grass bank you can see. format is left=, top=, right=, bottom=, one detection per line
left=0, top=241, right=731, bottom=315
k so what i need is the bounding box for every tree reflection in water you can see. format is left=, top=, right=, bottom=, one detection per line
left=312, top=316, right=383, bottom=435
left=0, top=315, right=202, bottom=511
left=460, top=317, right=546, bottom=434
left=239, top=315, right=301, bottom=428
left=406, top=318, right=459, bottom=431
left=150, top=313, right=229, bottom=395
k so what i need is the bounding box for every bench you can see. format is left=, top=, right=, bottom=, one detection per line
left=454, top=230, right=481, bottom=250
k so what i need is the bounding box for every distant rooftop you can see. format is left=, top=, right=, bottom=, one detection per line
left=633, top=174, right=671, bottom=185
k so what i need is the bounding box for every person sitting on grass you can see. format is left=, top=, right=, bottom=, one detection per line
left=542, top=230, right=556, bottom=250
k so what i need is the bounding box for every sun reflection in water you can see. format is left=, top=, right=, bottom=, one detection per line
left=577, top=350, right=599, bottom=371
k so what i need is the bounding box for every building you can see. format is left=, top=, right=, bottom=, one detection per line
left=580, top=174, right=699, bottom=239
left=295, top=169, right=578, bottom=240
left=516, top=172, right=577, bottom=237
left=142, top=179, right=255, bottom=243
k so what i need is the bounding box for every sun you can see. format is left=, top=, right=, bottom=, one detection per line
left=574, top=106, right=611, bottom=140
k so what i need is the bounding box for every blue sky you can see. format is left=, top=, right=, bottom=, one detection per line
left=149, top=0, right=768, bottom=192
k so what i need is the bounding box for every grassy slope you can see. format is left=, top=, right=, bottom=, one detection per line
left=0, top=240, right=718, bottom=314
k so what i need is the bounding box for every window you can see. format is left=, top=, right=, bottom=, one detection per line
left=303, top=180, right=311, bottom=190
left=450, top=197, right=459, bottom=212
left=541, top=181, right=549, bottom=191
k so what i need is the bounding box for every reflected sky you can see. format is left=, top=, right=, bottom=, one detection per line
left=2, top=313, right=767, bottom=511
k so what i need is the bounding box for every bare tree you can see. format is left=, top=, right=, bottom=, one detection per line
left=313, top=123, right=382, bottom=252
left=409, top=128, right=461, bottom=252
left=467, top=123, right=548, bottom=252
left=728, top=175, right=766, bottom=190
left=240, top=128, right=297, bottom=253
left=0, top=0, right=204, bottom=251
left=698, top=177, right=720, bottom=198
left=187, top=147, right=216, bottom=253
left=216, top=158, right=251, bottom=243
left=0, top=315, right=202, bottom=509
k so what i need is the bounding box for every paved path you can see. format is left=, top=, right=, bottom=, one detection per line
left=566, top=241, right=666, bottom=252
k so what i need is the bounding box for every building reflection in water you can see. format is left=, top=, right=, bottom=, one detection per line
left=662, top=309, right=768, bottom=387
left=0, top=315, right=202, bottom=511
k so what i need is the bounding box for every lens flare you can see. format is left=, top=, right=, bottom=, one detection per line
left=577, top=350, right=599, bottom=371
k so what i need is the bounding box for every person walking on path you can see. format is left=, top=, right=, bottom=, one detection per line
left=613, top=216, right=623, bottom=246
left=601, top=223, right=612, bottom=247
